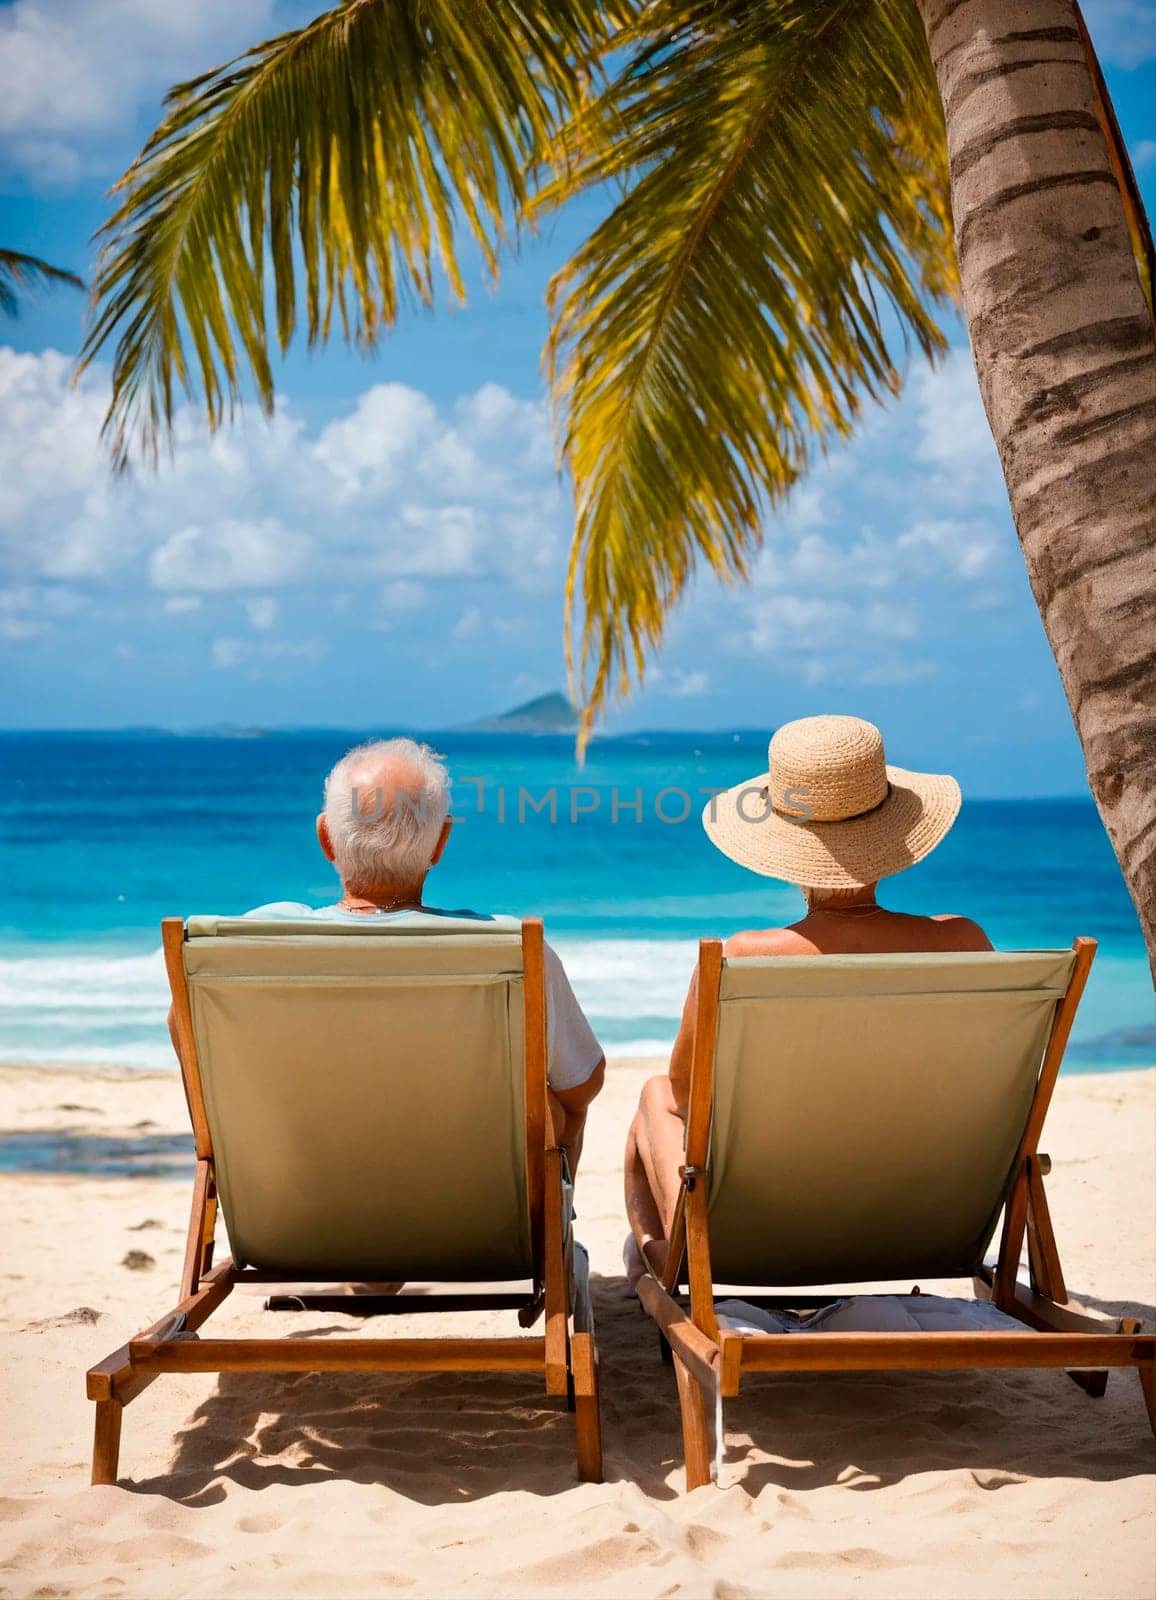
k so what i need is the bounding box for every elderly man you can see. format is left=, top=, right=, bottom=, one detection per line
left=246, top=737, right=606, bottom=1176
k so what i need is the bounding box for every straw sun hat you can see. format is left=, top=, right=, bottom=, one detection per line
left=702, top=715, right=961, bottom=889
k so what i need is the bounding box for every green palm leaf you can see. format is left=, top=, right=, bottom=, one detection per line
left=77, top=0, right=623, bottom=469
left=0, top=249, right=84, bottom=317
left=541, top=0, right=957, bottom=749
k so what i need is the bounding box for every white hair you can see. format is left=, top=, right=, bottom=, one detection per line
left=323, top=738, right=451, bottom=892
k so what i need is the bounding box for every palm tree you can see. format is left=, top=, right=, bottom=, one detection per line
left=0, top=249, right=84, bottom=317
left=914, top=0, right=1156, bottom=973
left=77, top=0, right=1156, bottom=967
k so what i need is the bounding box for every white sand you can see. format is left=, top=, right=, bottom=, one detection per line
left=1, top=1058, right=1153, bottom=1599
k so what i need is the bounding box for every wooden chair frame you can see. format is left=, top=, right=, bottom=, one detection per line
left=87, top=917, right=602, bottom=1486
left=636, top=937, right=1155, bottom=1489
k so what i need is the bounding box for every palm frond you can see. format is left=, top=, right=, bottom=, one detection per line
left=0, top=249, right=84, bottom=317
left=540, top=0, right=957, bottom=751
left=78, top=0, right=624, bottom=469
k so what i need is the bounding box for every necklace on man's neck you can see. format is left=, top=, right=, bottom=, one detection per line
left=338, top=893, right=424, bottom=914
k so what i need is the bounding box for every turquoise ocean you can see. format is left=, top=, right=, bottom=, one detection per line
left=1, top=731, right=1152, bottom=1072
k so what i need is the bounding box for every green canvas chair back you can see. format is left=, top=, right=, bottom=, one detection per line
left=181, top=916, right=532, bottom=1282
left=705, top=950, right=1076, bottom=1287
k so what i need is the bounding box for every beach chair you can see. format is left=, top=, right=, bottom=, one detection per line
left=86, top=915, right=602, bottom=1485
left=636, top=938, right=1155, bottom=1489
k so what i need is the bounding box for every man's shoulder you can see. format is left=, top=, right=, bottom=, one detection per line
left=408, top=909, right=522, bottom=932
left=244, top=902, right=318, bottom=918
left=241, top=903, right=522, bottom=930
left=430, top=909, right=520, bottom=928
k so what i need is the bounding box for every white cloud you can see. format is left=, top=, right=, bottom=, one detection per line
left=1080, top=1, right=1156, bottom=68
left=745, top=593, right=918, bottom=664
left=381, top=581, right=426, bottom=614
left=211, top=634, right=323, bottom=673
left=0, top=349, right=567, bottom=633
left=162, top=596, right=202, bottom=616
left=2, top=0, right=1140, bottom=187
left=860, top=659, right=938, bottom=688
left=865, top=601, right=920, bottom=642
left=0, top=348, right=116, bottom=579
left=752, top=515, right=1001, bottom=604
left=765, top=357, right=1008, bottom=652
left=0, top=0, right=280, bottom=183
left=315, top=385, right=440, bottom=500
left=451, top=606, right=482, bottom=640
left=718, top=348, right=1015, bottom=688
left=387, top=505, right=486, bottom=579
left=741, top=514, right=996, bottom=675
left=664, top=669, right=711, bottom=699
left=897, top=519, right=1000, bottom=581
left=755, top=531, right=893, bottom=595
left=747, top=594, right=839, bottom=654
left=244, top=596, right=278, bottom=631
left=210, top=636, right=244, bottom=670
left=0, top=582, right=85, bottom=639
left=150, top=519, right=306, bottom=592
left=265, top=639, right=322, bottom=661
left=965, top=586, right=1007, bottom=612
left=0, top=582, right=86, bottom=617
left=1132, top=139, right=1156, bottom=173
left=911, top=349, right=1003, bottom=496
left=0, top=616, right=46, bottom=641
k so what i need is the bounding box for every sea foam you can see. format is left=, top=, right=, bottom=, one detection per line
left=0, top=938, right=1147, bottom=1072
left=0, top=939, right=691, bottom=1068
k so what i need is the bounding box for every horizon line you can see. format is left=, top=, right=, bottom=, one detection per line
left=0, top=724, right=1095, bottom=804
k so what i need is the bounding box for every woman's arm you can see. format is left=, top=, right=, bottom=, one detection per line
left=668, top=934, right=782, bottom=1107
left=666, top=967, right=699, bottom=1113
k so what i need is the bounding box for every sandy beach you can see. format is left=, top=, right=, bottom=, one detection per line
left=1, top=1057, right=1153, bottom=1600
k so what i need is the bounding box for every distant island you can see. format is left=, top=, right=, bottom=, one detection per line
left=462, top=691, right=578, bottom=734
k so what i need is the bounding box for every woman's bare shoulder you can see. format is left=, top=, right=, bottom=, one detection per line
left=724, top=926, right=816, bottom=957
left=926, top=914, right=994, bottom=951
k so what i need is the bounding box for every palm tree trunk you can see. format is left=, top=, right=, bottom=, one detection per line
left=915, top=0, right=1156, bottom=977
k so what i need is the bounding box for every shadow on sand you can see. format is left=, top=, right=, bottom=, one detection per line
left=122, top=1272, right=1155, bottom=1506
left=0, top=1128, right=194, bottom=1178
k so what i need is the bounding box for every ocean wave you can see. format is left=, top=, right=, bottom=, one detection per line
left=0, top=940, right=694, bottom=1016
left=551, top=937, right=698, bottom=1020
left=0, top=938, right=1149, bottom=1073
left=0, top=1040, right=175, bottom=1069
left=0, top=949, right=168, bottom=1012
left=603, top=1039, right=677, bottom=1061
left=0, top=938, right=694, bottom=1067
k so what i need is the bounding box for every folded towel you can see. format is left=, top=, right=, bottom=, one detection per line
left=715, top=1294, right=1028, bottom=1336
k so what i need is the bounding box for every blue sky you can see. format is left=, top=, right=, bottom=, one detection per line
left=1, top=0, right=1154, bottom=796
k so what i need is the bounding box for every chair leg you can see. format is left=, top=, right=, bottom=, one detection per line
left=1139, top=1363, right=1156, bottom=1438
left=1025, top=1157, right=1067, bottom=1304
left=571, top=1331, right=603, bottom=1483
left=1066, top=1369, right=1109, bottom=1398
left=672, top=1352, right=712, bottom=1491
left=91, top=1400, right=123, bottom=1486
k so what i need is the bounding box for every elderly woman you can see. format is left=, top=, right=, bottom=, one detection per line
left=624, top=714, right=992, bottom=1282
